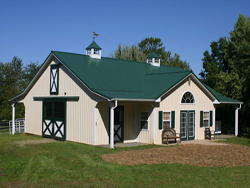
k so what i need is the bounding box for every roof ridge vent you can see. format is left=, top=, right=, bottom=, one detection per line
left=147, top=51, right=160, bottom=67
left=86, top=41, right=102, bottom=59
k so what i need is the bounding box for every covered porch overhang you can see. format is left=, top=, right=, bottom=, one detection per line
left=213, top=101, right=243, bottom=137
left=106, top=99, right=159, bottom=149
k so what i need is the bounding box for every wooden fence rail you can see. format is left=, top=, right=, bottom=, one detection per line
left=0, top=120, right=9, bottom=130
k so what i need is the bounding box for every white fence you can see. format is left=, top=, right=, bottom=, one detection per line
left=9, top=118, right=25, bottom=134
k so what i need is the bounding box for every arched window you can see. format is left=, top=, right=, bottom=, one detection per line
left=181, top=92, right=195, bottom=103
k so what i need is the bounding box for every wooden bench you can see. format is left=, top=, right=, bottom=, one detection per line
left=204, top=128, right=215, bottom=140
left=162, top=128, right=181, bottom=145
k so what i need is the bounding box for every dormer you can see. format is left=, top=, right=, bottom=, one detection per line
left=147, top=52, right=160, bottom=67
left=86, top=41, right=102, bottom=59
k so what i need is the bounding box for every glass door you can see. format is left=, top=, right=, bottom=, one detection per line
left=180, top=111, right=195, bottom=141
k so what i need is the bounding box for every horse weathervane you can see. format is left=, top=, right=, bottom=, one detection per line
left=92, top=31, right=100, bottom=40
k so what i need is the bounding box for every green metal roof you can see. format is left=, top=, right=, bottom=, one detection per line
left=9, top=50, right=242, bottom=104
left=52, top=51, right=188, bottom=100
left=86, top=41, right=102, bottom=50
left=147, top=51, right=160, bottom=58
left=202, top=83, right=242, bottom=103
left=51, top=51, right=242, bottom=103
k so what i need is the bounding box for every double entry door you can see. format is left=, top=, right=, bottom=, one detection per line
left=180, top=111, right=195, bottom=141
left=42, top=99, right=66, bottom=141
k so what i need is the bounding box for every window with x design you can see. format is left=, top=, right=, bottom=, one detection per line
left=50, top=65, right=59, bottom=95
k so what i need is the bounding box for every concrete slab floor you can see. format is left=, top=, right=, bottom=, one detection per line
left=97, top=135, right=234, bottom=148
left=97, top=142, right=147, bottom=148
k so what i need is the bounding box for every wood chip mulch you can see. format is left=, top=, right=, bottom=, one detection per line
left=102, top=144, right=250, bottom=167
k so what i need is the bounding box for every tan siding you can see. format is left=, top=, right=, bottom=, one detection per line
left=96, top=102, right=109, bottom=145
left=137, top=104, right=153, bottom=144
left=96, top=103, right=137, bottom=144
left=154, top=78, right=215, bottom=144
left=22, top=59, right=51, bottom=135
left=21, top=57, right=215, bottom=146
left=22, top=58, right=101, bottom=145
left=122, top=103, right=135, bottom=143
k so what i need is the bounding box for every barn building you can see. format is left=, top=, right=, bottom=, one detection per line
left=9, top=41, right=242, bottom=148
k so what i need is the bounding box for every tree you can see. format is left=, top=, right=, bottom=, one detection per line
left=165, top=53, right=190, bottom=71
left=199, top=37, right=229, bottom=87
left=0, top=57, right=40, bottom=120
left=23, top=61, right=40, bottom=85
left=110, top=37, right=190, bottom=70
left=200, top=14, right=250, bottom=137
left=138, top=37, right=169, bottom=59
left=110, top=44, right=147, bottom=62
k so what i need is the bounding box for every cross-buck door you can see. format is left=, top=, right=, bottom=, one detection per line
left=42, top=99, right=66, bottom=141
left=114, top=106, right=124, bottom=143
left=180, top=111, right=195, bottom=141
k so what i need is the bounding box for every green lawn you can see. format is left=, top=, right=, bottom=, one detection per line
left=0, top=132, right=250, bottom=188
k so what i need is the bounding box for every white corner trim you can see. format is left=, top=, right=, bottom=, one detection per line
left=93, top=107, right=97, bottom=145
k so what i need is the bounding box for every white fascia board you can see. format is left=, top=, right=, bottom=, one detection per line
left=189, top=74, right=217, bottom=101
left=51, top=54, right=110, bottom=101
left=157, top=73, right=191, bottom=100
left=9, top=53, right=110, bottom=103
left=9, top=54, right=54, bottom=102
left=213, top=100, right=220, bottom=104
left=155, top=97, right=161, bottom=102
left=157, top=73, right=217, bottom=102
left=111, top=98, right=155, bottom=102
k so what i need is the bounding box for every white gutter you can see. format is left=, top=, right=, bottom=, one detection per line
left=218, top=101, right=243, bottom=104
left=111, top=98, right=155, bottom=102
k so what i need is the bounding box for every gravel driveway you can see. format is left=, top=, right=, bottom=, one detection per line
left=102, top=144, right=250, bottom=167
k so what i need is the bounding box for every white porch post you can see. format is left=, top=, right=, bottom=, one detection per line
left=110, top=106, right=114, bottom=148
left=12, top=103, right=16, bottom=135
left=152, top=107, right=156, bottom=144
left=235, top=105, right=239, bottom=136
left=109, top=101, right=117, bottom=149
left=213, top=108, right=216, bottom=131
left=134, top=104, right=138, bottom=142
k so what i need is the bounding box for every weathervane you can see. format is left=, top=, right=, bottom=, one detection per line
left=92, top=31, right=100, bottom=40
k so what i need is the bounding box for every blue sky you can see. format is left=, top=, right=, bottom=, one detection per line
left=0, top=0, right=249, bottom=76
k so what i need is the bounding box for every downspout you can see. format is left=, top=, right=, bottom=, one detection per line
left=235, top=104, right=242, bottom=136
left=110, top=100, right=117, bottom=148
left=238, top=104, right=242, bottom=110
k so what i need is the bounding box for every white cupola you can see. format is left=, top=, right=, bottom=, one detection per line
left=147, top=51, right=160, bottom=67
left=86, top=41, right=102, bottom=59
